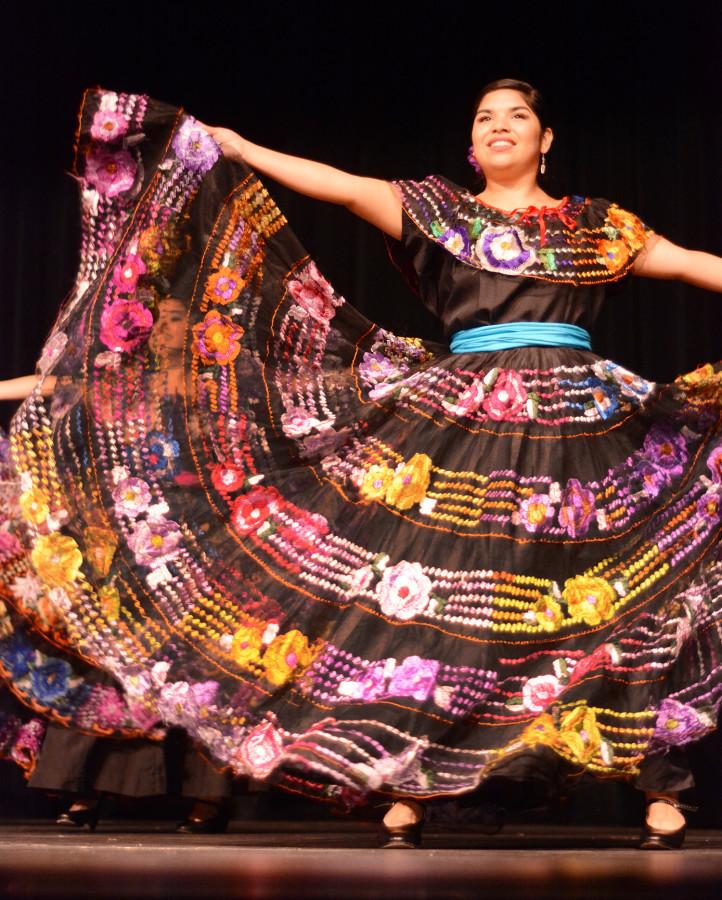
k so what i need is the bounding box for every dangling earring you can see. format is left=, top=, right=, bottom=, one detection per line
left=467, top=145, right=482, bottom=175
left=540, top=153, right=547, bottom=175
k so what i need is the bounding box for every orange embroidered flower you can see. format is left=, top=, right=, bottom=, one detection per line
left=597, top=239, right=630, bottom=273
left=192, top=310, right=244, bottom=365
left=385, top=453, right=432, bottom=510
left=359, top=464, right=394, bottom=502
left=562, top=575, right=616, bottom=626
left=97, top=583, right=121, bottom=621
left=262, top=629, right=319, bottom=687
left=19, top=487, right=50, bottom=526
left=205, top=267, right=245, bottom=305
left=532, top=597, right=564, bottom=632
left=31, top=533, right=83, bottom=588
left=84, top=527, right=118, bottom=577
left=607, top=206, right=648, bottom=252
left=558, top=705, right=601, bottom=763
left=678, top=363, right=715, bottom=387
left=231, top=624, right=264, bottom=670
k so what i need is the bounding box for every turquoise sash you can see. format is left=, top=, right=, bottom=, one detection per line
left=449, top=322, right=592, bottom=353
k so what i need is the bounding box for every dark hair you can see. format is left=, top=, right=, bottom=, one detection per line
left=473, top=79, right=548, bottom=130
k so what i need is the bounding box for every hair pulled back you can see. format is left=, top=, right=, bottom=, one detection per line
left=474, top=79, right=548, bottom=130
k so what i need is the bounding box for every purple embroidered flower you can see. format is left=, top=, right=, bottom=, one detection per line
left=112, top=476, right=153, bottom=518
left=172, top=118, right=220, bottom=174
left=338, top=662, right=387, bottom=702
left=696, top=491, right=721, bottom=523
left=440, top=228, right=470, bottom=257
left=518, top=493, right=555, bottom=533
left=558, top=478, right=596, bottom=538
left=376, top=560, right=432, bottom=621
left=358, top=352, right=408, bottom=386
left=75, top=685, right=128, bottom=730
left=636, top=459, right=669, bottom=498
left=652, top=698, right=709, bottom=747
left=10, top=720, right=45, bottom=770
left=127, top=517, right=182, bottom=567
left=90, top=109, right=129, bottom=143
left=299, top=426, right=350, bottom=460
left=707, top=447, right=722, bottom=484
left=475, top=225, right=535, bottom=274
left=85, top=147, right=137, bottom=197
left=100, top=300, right=153, bottom=353
left=642, top=426, right=688, bottom=476
left=387, top=656, right=439, bottom=702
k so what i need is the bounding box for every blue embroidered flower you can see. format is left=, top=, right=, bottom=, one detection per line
left=30, top=659, right=72, bottom=704
left=589, top=379, right=619, bottom=419
left=474, top=226, right=535, bottom=274
left=0, top=635, right=35, bottom=679
left=146, top=430, right=180, bottom=475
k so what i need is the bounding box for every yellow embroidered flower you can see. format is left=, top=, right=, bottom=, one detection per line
left=533, top=597, right=564, bottom=632
left=678, top=363, right=715, bottom=387
left=262, top=629, right=319, bottom=687
left=31, top=533, right=83, bottom=587
left=385, top=453, right=432, bottom=511
left=562, top=575, right=616, bottom=626
left=597, top=239, right=630, bottom=273
left=520, top=713, right=558, bottom=748
left=558, top=705, right=601, bottom=763
left=84, top=527, right=118, bottom=578
left=97, top=584, right=121, bottom=621
left=231, top=624, right=264, bottom=670
left=607, top=206, right=648, bottom=252
left=19, top=487, right=50, bottom=526
left=359, top=464, right=394, bottom=502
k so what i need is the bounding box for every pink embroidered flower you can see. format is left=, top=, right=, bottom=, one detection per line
left=454, top=378, right=486, bottom=415
left=0, top=530, right=22, bottom=559
left=707, top=447, right=722, bottom=484
left=37, top=331, right=68, bottom=375
left=482, top=370, right=528, bottom=421
left=90, top=109, right=129, bottom=143
left=210, top=464, right=245, bottom=494
left=387, top=656, right=440, bottom=702
left=518, top=493, right=555, bottom=533
left=376, top=560, right=432, bottom=621
left=112, top=476, right=152, bottom=518
left=281, top=406, right=323, bottom=438
left=522, top=674, right=562, bottom=712
left=231, top=488, right=278, bottom=536
left=85, top=147, right=137, bottom=198
left=697, top=491, right=721, bottom=523
left=112, top=254, right=147, bottom=293
left=127, top=517, right=182, bottom=567
left=240, top=720, right=284, bottom=776
left=192, top=310, right=244, bottom=365
left=100, top=300, right=153, bottom=352
left=338, top=662, right=387, bottom=702
left=288, top=262, right=339, bottom=324
left=558, top=478, right=596, bottom=538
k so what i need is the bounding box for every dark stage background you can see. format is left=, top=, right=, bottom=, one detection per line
left=1, top=2, right=721, bottom=823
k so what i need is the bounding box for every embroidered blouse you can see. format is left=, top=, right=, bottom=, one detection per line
left=388, top=175, right=654, bottom=338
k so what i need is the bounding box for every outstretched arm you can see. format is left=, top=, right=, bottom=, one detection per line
left=634, top=236, right=722, bottom=292
left=205, top=127, right=402, bottom=240
left=0, top=375, right=56, bottom=401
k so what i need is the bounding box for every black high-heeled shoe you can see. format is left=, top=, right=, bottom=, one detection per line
left=639, top=797, right=695, bottom=850
left=56, top=802, right=100, bottom=832
left=379, top=800, right=426, bottom=849
left=176, top=801, right=229, bottom=834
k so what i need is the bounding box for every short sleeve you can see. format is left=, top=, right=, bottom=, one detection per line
left=583, top=199, right=656, bottom=280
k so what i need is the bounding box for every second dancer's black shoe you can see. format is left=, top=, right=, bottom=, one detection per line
left=176, top=802, right=229, bottom=834
left=56, top=803, right=100, bottom=832
left=639, top=797, right=694, bottom=850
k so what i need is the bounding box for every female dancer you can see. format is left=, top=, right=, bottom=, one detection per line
left=2, top=80, right=721, bottom=850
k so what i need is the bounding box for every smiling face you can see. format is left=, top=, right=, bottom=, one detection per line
left=470, top=88, right=553, bottom=181
left=149, top=297, right=187, bottom=359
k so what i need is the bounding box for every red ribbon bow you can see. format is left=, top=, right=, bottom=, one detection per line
left=514, top=200, right=577, bottom=246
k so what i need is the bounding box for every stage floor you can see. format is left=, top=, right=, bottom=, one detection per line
left=1, top=822, right=722, bottom=899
